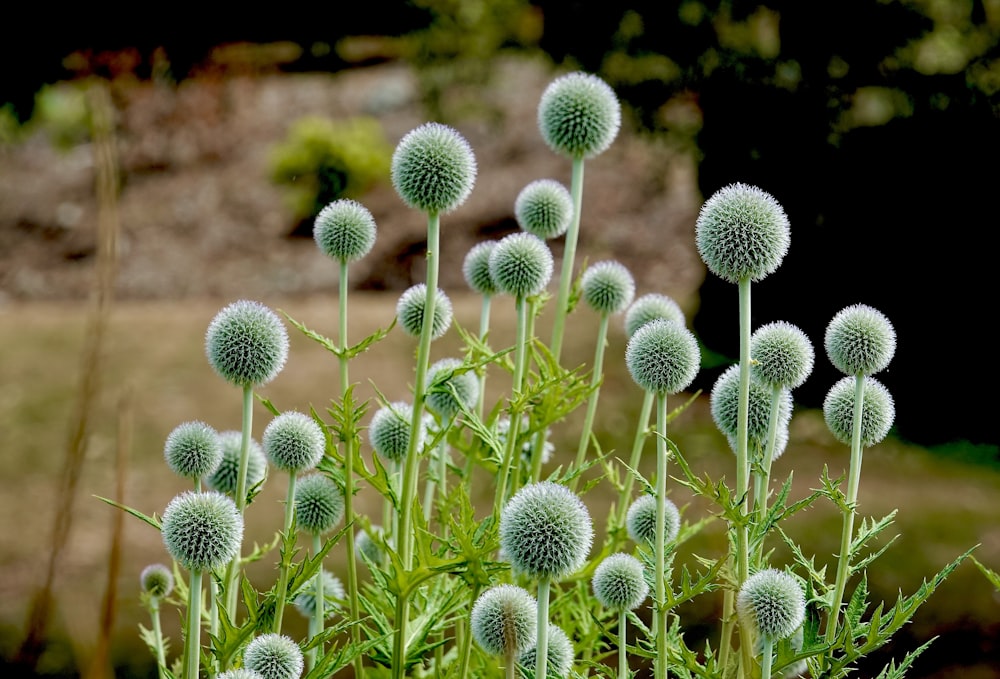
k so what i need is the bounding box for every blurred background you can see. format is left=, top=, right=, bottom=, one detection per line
left=1, top=1, right=997, bottom=677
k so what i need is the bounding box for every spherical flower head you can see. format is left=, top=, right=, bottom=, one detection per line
left=140, top=563, right=174, bottom=598
left=205, top=300, right=289, bottom=388
left=313, top=198, right=377, bottom=263
left=518, top=624, right=574, bottom=678
left=581, top=260, right=636, bottom=316
left=462, top=240, right=499, bottom=296
left=592, top=552, right=649, bottom=611
left=751, top=321, right=815, bottom=390
left=206, top=431, right=268, bottom=498
left=426, top=358, right=480, bottom=421
left=356, top=525, right=385, bottom=566
left=294, top=472, right=345, bottom=535
left=243, top=633, right=304, bottom=679
left=728, top=423, right=790, bottom=461
left=823, top=376, right=896, bottom=447
left=497, top=415, right=554, bottom=466
left=218, top=671, right=264, bottom=679
left=161, top=490, right=244, bottom=573
left=488, top=231, right=554, bottom=298
left=293, top=569, right=345, bottom=620
left=514, top=179, right=573, bottom=239
left=624, top=293, right=685, bottom=339
left=625, top=318, right=701, bottom=395
left=163, top=420, right=222, bottom=481
left=262, top=410, right=325, bottom=474
left=499, top=481, right=594, bottom=581
left=470, top=584, right=538, bottom=658
left=370, top=401, right=417, bottom=462
left=391, top=122, right=477, bottom=214
left=396, top=283, right=453, bottom=339
left=736, top=568, right=806, bottom=643
left=824, top=303, right=896, bottom=377
left=710, top=364, right=793, bottom=446
left=538, top=71, right=621, bottom=159
left=695, top=183, right=790, bottom=283
left=626, top=493, right=680, bottom=546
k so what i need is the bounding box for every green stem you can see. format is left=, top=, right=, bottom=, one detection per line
left=149, top=597, right=168, bottom=679
left=615, top=389, right=654, bottom=541
left=752, top=387, right=784, bottom=568
left=654, top=391, right=669, bottom=679
left=306, top=534, right=322, bottom=673
left=618, top=608, right=628, bottom=679
left=570, top=313, right=610, bottom=492
left=476, top=295, right=492, bottom=420
left=271, top=474, right=298, bottom=634
left=549, top=154, right=585, bottom=363
left=457, top=584, right=481, bottom=679
left=760, top=637, right=774, bottom=679
left=736, top=277, right=754, bottom=676
left=223, top=384, right=254, bottom=625
left=495, top=295, right=529, bottom=515
left=536, top=576, right=552, bottom=679
left=719, top=589, right=735, bottom=672
left=185, top=568, right=203, bottom=679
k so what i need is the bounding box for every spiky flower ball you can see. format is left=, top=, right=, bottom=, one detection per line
left=217, top=671, right=264, bottom=679
left=140, top=563, right=174, bottom=598
left=243, top=633, right=304, bottom=679
left=518, top=624, right=575, bottom=679
left=293, top=472, right=345, bottom=535
left=581, top=260, right=636, bottom=315
left=161, top=491, right=243, bottom=573
left=163, top=420, right=222, bottom=481
left=489, top=231, right=554, bottom=298
left=293, top=569, right=346, bottom=620
left=396, top=283, right=453, bottom=339
left=462, top=240, right=499, bottom=297
left=736, top=569, right=806, bottom=643
left=824, top=304, right=896, bottom=377
left=751, top=321, right=815, bottom=390
left=592, top=552, right=649, bottom=611
left=205, top=430, right=267, bottom=498
left=205, top=300, right=289, bottom=388
left=369, top=401, right=427, bottom=462
left=728, top=423, right=790, bottom=461
left=499, top=481, right=594, bottom=581
left=625, top=318, right=701, bottom=395
left=470, top=584, right=538, bottom=658
left=356, top=526, right=385, bottom=566
left=538, top=71, right=621, bottom=159
left=823, top=376, right=896, bottom=447
left=695, top=183, right=790, bottom=283
left=626, top=493, right=681, bottom=546
left=262, top=411, right=325, bottom=474
left=425, top=358, right=480, bottom=420
left=624, top=293, right=685, bottom=339
left=710, top=364, right=793, bottom=445
left=514, top=179, right=573, bottom=239
left=391, top=122, right=477, bottom=214
left=313, top=198, right=377, bottom=263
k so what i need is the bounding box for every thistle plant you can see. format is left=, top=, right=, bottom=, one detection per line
left=462, top=239, right=500, bottom=417
left=163, top=421, right=222, bottom=490
left=140, top=564, right=174, bottom=679
left=736, top=568, right=806, bottom=679
left=517, top=623, right=575, bottom=679
left=243, top=633, right=304, bottom=679
left=592, top=553, right=650, bottom=678
left=471, top=584, right=538, bottom=678
left=514, top=178, right=574, bottom=241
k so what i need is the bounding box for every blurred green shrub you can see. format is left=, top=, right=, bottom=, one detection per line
left=31, top=82, right=92, bottom=149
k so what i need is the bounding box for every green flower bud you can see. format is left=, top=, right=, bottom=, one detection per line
left=514, top=178, right=573, bottom=239
left=205, top=430, right=268, bottom=499
left=499, top=481, right=594, bottom=581
left=163, top=420, right=222, bottom=481
left=736, top=568, right=806, bottom=643
left=823, top=376, right=895, bottom=447
left=592, top=552, right=649, bottom=611
left=369, top=401, right=430, bottom=462
left=581, top=260, right=636, bottom=315
left=396, top=283, right=453, bottom=339
left=161, top=491, right=243, bottom=573
left=391, top=122, right=477, bottom=214
left=710, top=365, right=793, bottom=446
left=140, top=563, right=174, bottom=598
left=518, top=624, right=574, bottom=678
left=489, top=231, right=554, bottom=298
left=824, top=303, right=896, bottom=377
left=356, top=525, right=385, bottom=566
left=243, top=633, right=304, bottom=679
left=695, top=183, right=790, bottom=283
left=470, top=584, right=538, bottom=657
left=293, top=472, right=345, bottom=535
left=217, top=670, right=264, bottom=679
left=538, top=71, right=621, bottom=159
left=205, top=300, right=289, bottom=387
left=462, top=240, right=499, bottom=296
left=313, top=198, right=377, bottom=262
left=425, top=358, right=479, bottom=420
left=751, top=321, right=815, bottom=390
left=293, top=569, right=345, bottom=620
left=624, top=293, right=685, bottom=339
left=625, top=318, right=701, bottom=395
left=262, top=411, right=325, bottom=474
left=625, top=493, right=680, bottom=546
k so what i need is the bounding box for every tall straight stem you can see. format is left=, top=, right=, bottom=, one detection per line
left=618, top=608, right=629, bottom=679
left=654, top=391, right=669, bottom=679
left=570, top=314, right=610, bottom=492
left=271, top=474, right=298, bottom=634
left=150, top=599, right=168, bottom=679
left=306, top=534, right=323, bottom=673
left=496, top=295, right=529, bottom=514
left=224, top=385, right=254, bottom=623
left=185, top=569, right=203, bottom=679
left=735, top=278, right=754, bottom=675
left=549, top=155, right=585, bottom=363
left=475, top=296, right=492, bottom=419
left=615, top=390, right=654, bottom=537
left=535, top=576, right=552, bottom=679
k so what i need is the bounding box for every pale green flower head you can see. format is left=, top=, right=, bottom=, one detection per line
left=205, top=299, right=289, bottom=388
left=470, top=583, right=538, bottom=658
left=626, top=493, right=680, bottom=546
left=262, top=410, right=325, bottom=473
left=355, top=525, right=385, bottom=567
left=823, top=375, right=896, bottom=447
left=625, top=318, right=701, bottom=395
left=163, top=420, right=222, bottom=481
left=488, top=231, right=554, bottom=298
left=293, top=472, right=345, bottom=535
left=205, top=430, right=267, bottom=499
left=710, top=364, right=793, bottom=445
left=369, top=401, right=428, bottom=462
left=396, top=283, right=453, bottom=339
left=293, top=569, right=345, bottom=620
left=161, top=490, right=243, bottom=573
left=581, top=260, right=636, bottom=315
left=515, top=178, right=573, bottom=239
left=140, top=563, right=174, bottom=598
left=824, top=303, right=896, bottom=377
left=751, top=321, right=815, bottom=390
left=538, top=71, right=621, bottom=159
left=624, top=292, right=685, bottom=339
left=425, top=357, right=480, bottom=421
left=391, top=122, right=477, bottom=214
left=243, top=633, right=303, bottom=679
left=592, top=552, right=649, bottom=611
left=217, top=670, right=264, bottom=679
left=462, top=240, right=499, bottom=297
left=518, top=623, right=575, bottom=678
left=736, top=568, right=806, bottom=643
left=313, top=198, right=377, bottom=263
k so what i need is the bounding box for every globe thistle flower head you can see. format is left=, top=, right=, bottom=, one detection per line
left=369, top=401, right=427, bottom=462
left=538, top=71, right=621, bottom=159
left=581, top=260, right=636, bottom=315
left=695, top=183, right=790, bottom=283
left=161, top=490, right=244, bottom=573
left=462, top=240, right=499, bottom=296
left=313, top=198, right=377, bottom=263
left=205, top=300, right=289, bottom=387
left=518, top=624, right=575, bottom=678
left=294, top=472, right=345, bottom=535
left=293, top=569, right=346, bottom=620
left=624, top=293, right=685, bottom=339
left=736, top=568, right=806, bottom=643
left=470, top=584, right=538, bottom=658
left=391, top=122, right=477, bottom=214
left=205, top=430, right=267, bottom=498
left=217, top=671, right=264, bottom=679
left=243, top=633, right=304, bottom=679
left=823, top=376, right=896, bottom=447
left=163, top=420, right=222, bottom=481
left=710, top=365, right=793, bottom=446
left=751, top=321, right=815, bottom=390
left=592, top=552, right=649, bottom=611
left=625, top=318, right=701, bottom=395
left=425, top=358, right=480, bottom=421
left=396, top=283, right=453, bottom=339
left=499, top=481, right=594, bottom=581
left=356, top=525, right=385, bottom=566
left=824, top=303, right=897, bottom=377
left=488, top=231, right=554, bottom=298
left=262, top=411, right=325, bottom=474
left=625, top=493, right=681, bottom=546
left=514, top=178, right=573, bottom=239
left=140, top=563, right=174, bottom=598
left=728, top=422, right=790, bottom=462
